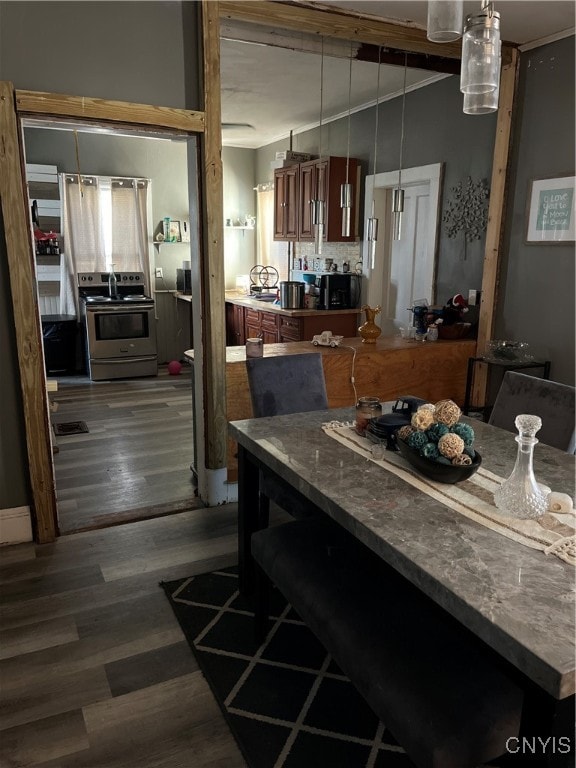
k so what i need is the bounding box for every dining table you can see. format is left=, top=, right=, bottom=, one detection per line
left=229, top=404, right=575, bottom=758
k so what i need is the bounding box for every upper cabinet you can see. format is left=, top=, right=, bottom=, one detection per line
left=274, top=156, right=360, bottom=243
left=273, top=165, right=299, bottom=241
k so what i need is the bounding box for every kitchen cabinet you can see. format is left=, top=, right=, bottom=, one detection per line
left=226, top=302, right=245, bottom=346
left=273, top=156, right=360, bottom=243
left=298, top=156, right=360, bottom=243
left=273, top=165, right=299, bottom=241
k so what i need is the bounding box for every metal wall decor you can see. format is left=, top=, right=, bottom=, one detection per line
left=443, top=176, right=490, bottom=258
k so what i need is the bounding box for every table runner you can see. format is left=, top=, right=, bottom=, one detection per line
left=323, top=423, right=576, bottom=565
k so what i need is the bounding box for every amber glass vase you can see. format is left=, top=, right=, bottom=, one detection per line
left=358, top=305, right=382, bottom=344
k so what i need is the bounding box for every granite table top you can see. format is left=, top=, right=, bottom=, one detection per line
left=229, top=407, right=576, bottom=700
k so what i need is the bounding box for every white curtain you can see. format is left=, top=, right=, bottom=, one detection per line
left=61, top=174, right=150, bottom=314
left=256, top=188, right=288, bottom=282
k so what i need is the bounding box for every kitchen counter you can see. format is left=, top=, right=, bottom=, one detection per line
left=225, top=291, right=359, bottom=317
left=185, top=335, right=477, bottom=482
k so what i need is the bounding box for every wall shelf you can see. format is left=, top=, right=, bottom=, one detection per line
left=225, top=225, right=255, bottom=231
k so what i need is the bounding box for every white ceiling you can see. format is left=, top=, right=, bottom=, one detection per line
left=221, top=1, right=575, bottom=149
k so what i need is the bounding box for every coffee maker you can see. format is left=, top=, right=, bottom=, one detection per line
left=317, top=273, right=358, bottom=310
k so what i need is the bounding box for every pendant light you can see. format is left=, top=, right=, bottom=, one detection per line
left=427, top=0, right=463, bottom=42
left=366, top=46, right=382, bottom=269
left=460, top=1, right=501, bottom=95
left=392, top=54, right=408, bottom=241
left=463, top=77, right=500, bottom=114
left=313, top=38, right=325, bottom=255
left=340, top=43, right=354, bottom=237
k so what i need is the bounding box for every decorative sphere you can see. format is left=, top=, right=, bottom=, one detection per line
left=168, top=360, right=182, bottom=376
left=434, top=399, right=462, bottom=427
left=422, top=442, right=440, bottom=460
left=411, top=407, right=435, bottom=431
left=438, top=432, right=465, bottom=459
left=427, top=422, right=450, bottom=443
left=407, top=430, right=428, bottom=451
left=451, top=422, right=475, bottom=446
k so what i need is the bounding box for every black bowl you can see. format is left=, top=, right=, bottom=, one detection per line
left=396, top=437, right=482, bottom=484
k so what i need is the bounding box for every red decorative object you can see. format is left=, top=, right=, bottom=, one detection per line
left=168, top=360, right=182, bottom=376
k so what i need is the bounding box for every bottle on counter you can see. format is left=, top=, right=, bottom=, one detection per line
left=303, top=256, right=308, bottom=271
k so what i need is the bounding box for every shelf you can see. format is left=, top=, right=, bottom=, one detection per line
left=225, top=225, right=255, bottom=231
left=153, top=240, right=188, bottom=245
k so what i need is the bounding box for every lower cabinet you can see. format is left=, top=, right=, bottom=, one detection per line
left=225, top=302, right=359, bottom=346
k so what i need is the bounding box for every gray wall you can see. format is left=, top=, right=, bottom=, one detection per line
left=222, top=146, right=257, bottom=289
left=0, top=0, right=200, bottom=512
left=496, top=36, right=575, bottom=385
left=256, top=73, right=496, bottom=306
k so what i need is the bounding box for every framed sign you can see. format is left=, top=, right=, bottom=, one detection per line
left=526, top=175, right=575, bottom=244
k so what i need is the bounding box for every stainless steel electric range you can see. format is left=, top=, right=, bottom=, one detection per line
left=78, top=272, right=158, bottom=381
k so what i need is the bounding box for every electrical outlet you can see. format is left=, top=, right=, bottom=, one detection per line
left=155, top=267, right=163, bottom=279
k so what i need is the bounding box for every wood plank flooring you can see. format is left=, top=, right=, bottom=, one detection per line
left=0, top=505, right=248, bottom=768
left=51, top=366, right=202, bottom=534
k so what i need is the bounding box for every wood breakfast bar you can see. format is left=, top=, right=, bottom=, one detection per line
left=186, top=335, right=476, bottom=482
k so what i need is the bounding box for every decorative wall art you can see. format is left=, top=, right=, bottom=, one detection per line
left=526, top=175, right=575, bottom=244
left=443, top=176, right=490, bottom=260
left=169, top=220, right=182, bottom=242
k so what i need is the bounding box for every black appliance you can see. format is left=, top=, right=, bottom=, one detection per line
left=316, top=273, right=360, bottom=310
left=176, top=268, right=192, bottom=295
left=41, top=314, right=78, bottom=374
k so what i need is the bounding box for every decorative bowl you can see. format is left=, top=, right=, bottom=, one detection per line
left=396, top=437, right=482, bottom=484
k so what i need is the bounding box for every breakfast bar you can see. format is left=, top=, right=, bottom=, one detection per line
left=186, top=335, right=476, bottom=481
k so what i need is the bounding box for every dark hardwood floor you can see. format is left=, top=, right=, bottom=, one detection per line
left=0, top=505, right=248, bottom=767
left=51, top=366, right=202, bottom=534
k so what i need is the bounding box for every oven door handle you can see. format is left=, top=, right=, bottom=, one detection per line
left=90, top=355, right=158, bottom=364
left=86, top=304, right=154, bottom=313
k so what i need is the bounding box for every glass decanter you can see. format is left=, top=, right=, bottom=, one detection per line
left=493, top=414, right=548, bottom=519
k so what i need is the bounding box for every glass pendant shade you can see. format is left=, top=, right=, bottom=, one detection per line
left=392, top=188, right=404, bottom=241
left=340, top=183, right=352, bottom=237
left=460, top=10, right=501, bottom=95
left=313, top=199, right=324, bottom=254
left=463, top=79, right=500, bottom=114
left=427, top=0, right=463, bottom=42
left=366, top=200, right=379, bottom=269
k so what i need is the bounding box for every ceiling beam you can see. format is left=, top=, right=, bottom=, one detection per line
left=219, top=0, right=463, bottom=58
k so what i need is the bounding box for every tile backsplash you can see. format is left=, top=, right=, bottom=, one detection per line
left=294, top=242, right=362, bottom=274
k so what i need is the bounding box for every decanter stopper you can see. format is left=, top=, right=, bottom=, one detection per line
left=493, top=413, right=548, bottom=519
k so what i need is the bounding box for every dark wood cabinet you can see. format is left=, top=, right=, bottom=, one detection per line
left=298, top=156, right=359, bottom=243
left=273, top=165, right=299, bottom=241
left=225, top=301, right=360, bottom=348
left=226, top=303, right=245, bottom=346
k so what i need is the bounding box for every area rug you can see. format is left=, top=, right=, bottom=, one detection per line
left=161, top=568, right=508, bottom=768
left=53, top=420, right=89, bottom=436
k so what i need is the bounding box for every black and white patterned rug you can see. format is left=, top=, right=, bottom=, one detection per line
left=162, top=567, right=515, bottom=768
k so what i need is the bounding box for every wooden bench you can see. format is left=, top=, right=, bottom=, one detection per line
left=251, top=517, right=523, bottom=768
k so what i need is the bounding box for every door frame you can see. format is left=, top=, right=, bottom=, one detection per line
left=363, top=163, right=443, bottom=316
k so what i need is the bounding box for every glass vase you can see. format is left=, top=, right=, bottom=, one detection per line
left=493, top=414, right=548, bottom=519
left=355, top=397, right=382, bottom=437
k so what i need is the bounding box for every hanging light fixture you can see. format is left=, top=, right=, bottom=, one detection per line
left=460, top=1, right=501, bottom=96
left=463, top=77, right=500, bottom=114
left=340, top=43, right=354, bottom=237
left=366, top=46, right=382, bottom=269
left=313, top=38, right=325, bottom=254
left=392, top=54, right=408, bottom=242
left=427, top=0, right=463, bottom=42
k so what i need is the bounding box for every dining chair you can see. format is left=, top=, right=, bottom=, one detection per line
left=246, top=352, right=328, bottom=417
left=245, top=352, right=329, bottom=528
left=489, top=371, right=576, bottom=453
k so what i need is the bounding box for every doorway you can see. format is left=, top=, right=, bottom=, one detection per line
left=363, top=163, right=443, bottom=329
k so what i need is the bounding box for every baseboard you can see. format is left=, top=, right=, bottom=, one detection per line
left=0, top=506, right=33, bottom=545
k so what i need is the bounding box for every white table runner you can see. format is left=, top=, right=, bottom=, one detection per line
left=323, top=423, right=576, bottom=565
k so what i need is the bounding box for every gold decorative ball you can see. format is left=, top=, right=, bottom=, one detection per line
left=411, top=407, right=435, bottom=431
left=438, top=432, right=465, bottom=459
left=397, top=425, right=415, bottom=441
left=452, top=453, right=472, bottom=466
left=434, top=399, right=462, bottom=427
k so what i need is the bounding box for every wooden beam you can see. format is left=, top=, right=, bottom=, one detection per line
left=473, top=45, right=520, bottom=408
left=201, top=0, right=228, bottom=470
left=15, top=90, right=205, bottom=134
left=0, top=81, right=57, bottom=543
left=219, top=0, right=462, bottom=58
